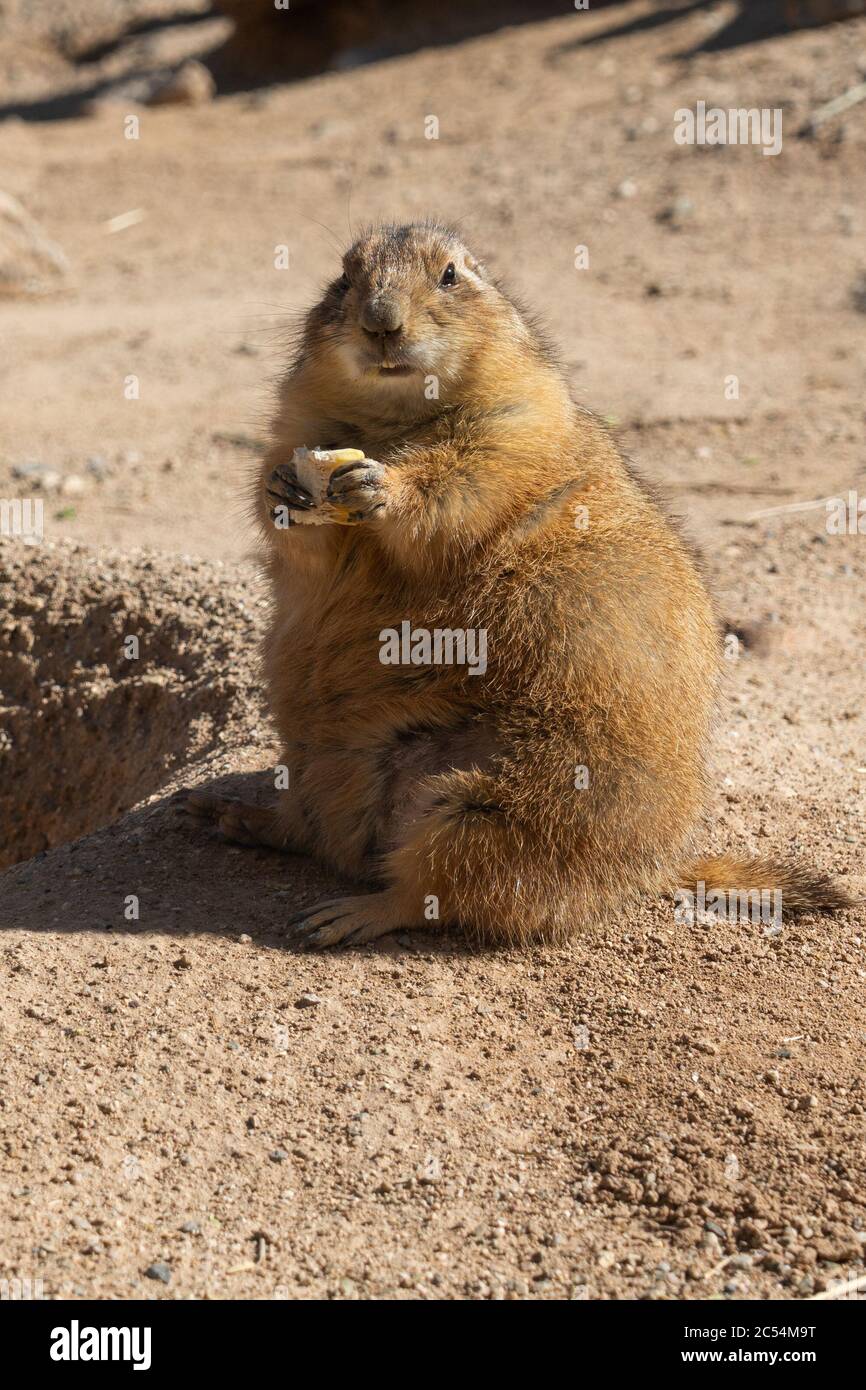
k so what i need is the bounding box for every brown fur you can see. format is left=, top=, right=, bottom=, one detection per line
left=183, top=221, right=852, bottom=947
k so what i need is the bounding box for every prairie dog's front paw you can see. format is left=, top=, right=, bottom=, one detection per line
left=325, top=457, right=387, bottom=524
left=267, top=447, right=367, bottom=528
left=266, top=461, right=316, bottom=524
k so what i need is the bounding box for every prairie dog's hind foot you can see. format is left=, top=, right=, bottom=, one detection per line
left=285, top=890, right=422, bottom=949
left=177, top=789, right=292, bottom=851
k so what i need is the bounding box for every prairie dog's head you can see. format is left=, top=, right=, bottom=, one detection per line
left=303, top=222, right=503, bottom=407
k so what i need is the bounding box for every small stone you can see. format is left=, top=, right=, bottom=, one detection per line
left=269, top=1148, right=289, bottom=1163
left=147, top=60, right=215, bottom=107
left=417, top=1155, right=442, bottom=1184
left=145, top=1262, right=171, bottom=1283
left=616, top=178, right=638, bottom=199
left=12, top=462, right=61, bottom=491
left=13, top=460, right=50, bottom=479
left=295, top=992, right=322, bottom=1008
left=657, top=195, right=694, bottom=228
left=180, top=1221, right=200, bottom=1234
left=238, top=933, right=252, bottom=945
left=814, top=1239, right=859, bottom=1264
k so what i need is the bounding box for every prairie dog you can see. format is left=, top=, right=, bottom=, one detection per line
left=184, top=221, right=851, bottom=946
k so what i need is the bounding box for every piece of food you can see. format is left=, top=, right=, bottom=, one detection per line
left=290, top=447, right=365, bottom=524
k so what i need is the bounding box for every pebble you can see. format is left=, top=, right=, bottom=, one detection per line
left=145, top=1262, right=171, bottom=1283
left=417, top=1155, right=442, bottom=1184
left=12, top=461, right=61, bottom=491
left=295, top=992, right=322, bottom=1008
left=658, top=195, right=694, bottom=228
left=269, top=1148, right=289, bottom=1163
left=180, top=1221, right=200, bottom=1234
left=147, top=60, right=215, bottom=107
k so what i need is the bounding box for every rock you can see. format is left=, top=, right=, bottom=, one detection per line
left=295, top=992, right=322, bottom=1008
left=269, top=1148, right=289, bottom=1163
left=417, top=1155, right=442, bottom=1184
left=180, top=1221, right=200, bottom=1234
left=11, top=462, right=61, bottom=491
left=814, top=1238, right=860, bottom=1264
left=145, top=1262, right=171, bottom=1283
left=0, top=192, right=70, bottom=298
left=148, top=61, right=216, bottom=108
left=657, top=196, right=694, bottom=229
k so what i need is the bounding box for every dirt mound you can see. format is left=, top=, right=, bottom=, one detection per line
left=0, top=539, right=265, bottom=868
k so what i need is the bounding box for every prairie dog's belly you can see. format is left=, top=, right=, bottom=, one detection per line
left=264, top=541, right=497, bottom=874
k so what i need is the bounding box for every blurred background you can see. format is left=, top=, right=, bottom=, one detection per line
left=1, top=0, right=864, bottom=561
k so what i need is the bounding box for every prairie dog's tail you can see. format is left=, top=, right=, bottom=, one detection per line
left=678, top=853, right=855, bottom=915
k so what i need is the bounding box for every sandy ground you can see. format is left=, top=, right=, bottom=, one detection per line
left=1, top=2, right=865, bottom=1300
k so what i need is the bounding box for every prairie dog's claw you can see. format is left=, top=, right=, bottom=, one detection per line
left=325, top=458, right=387, bottom=523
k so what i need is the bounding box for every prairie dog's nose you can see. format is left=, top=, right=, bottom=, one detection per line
left=360, top=293, right=404, bottom=336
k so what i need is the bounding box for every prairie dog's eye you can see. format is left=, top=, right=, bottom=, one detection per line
left=439, top=262, right=457, bottom=287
